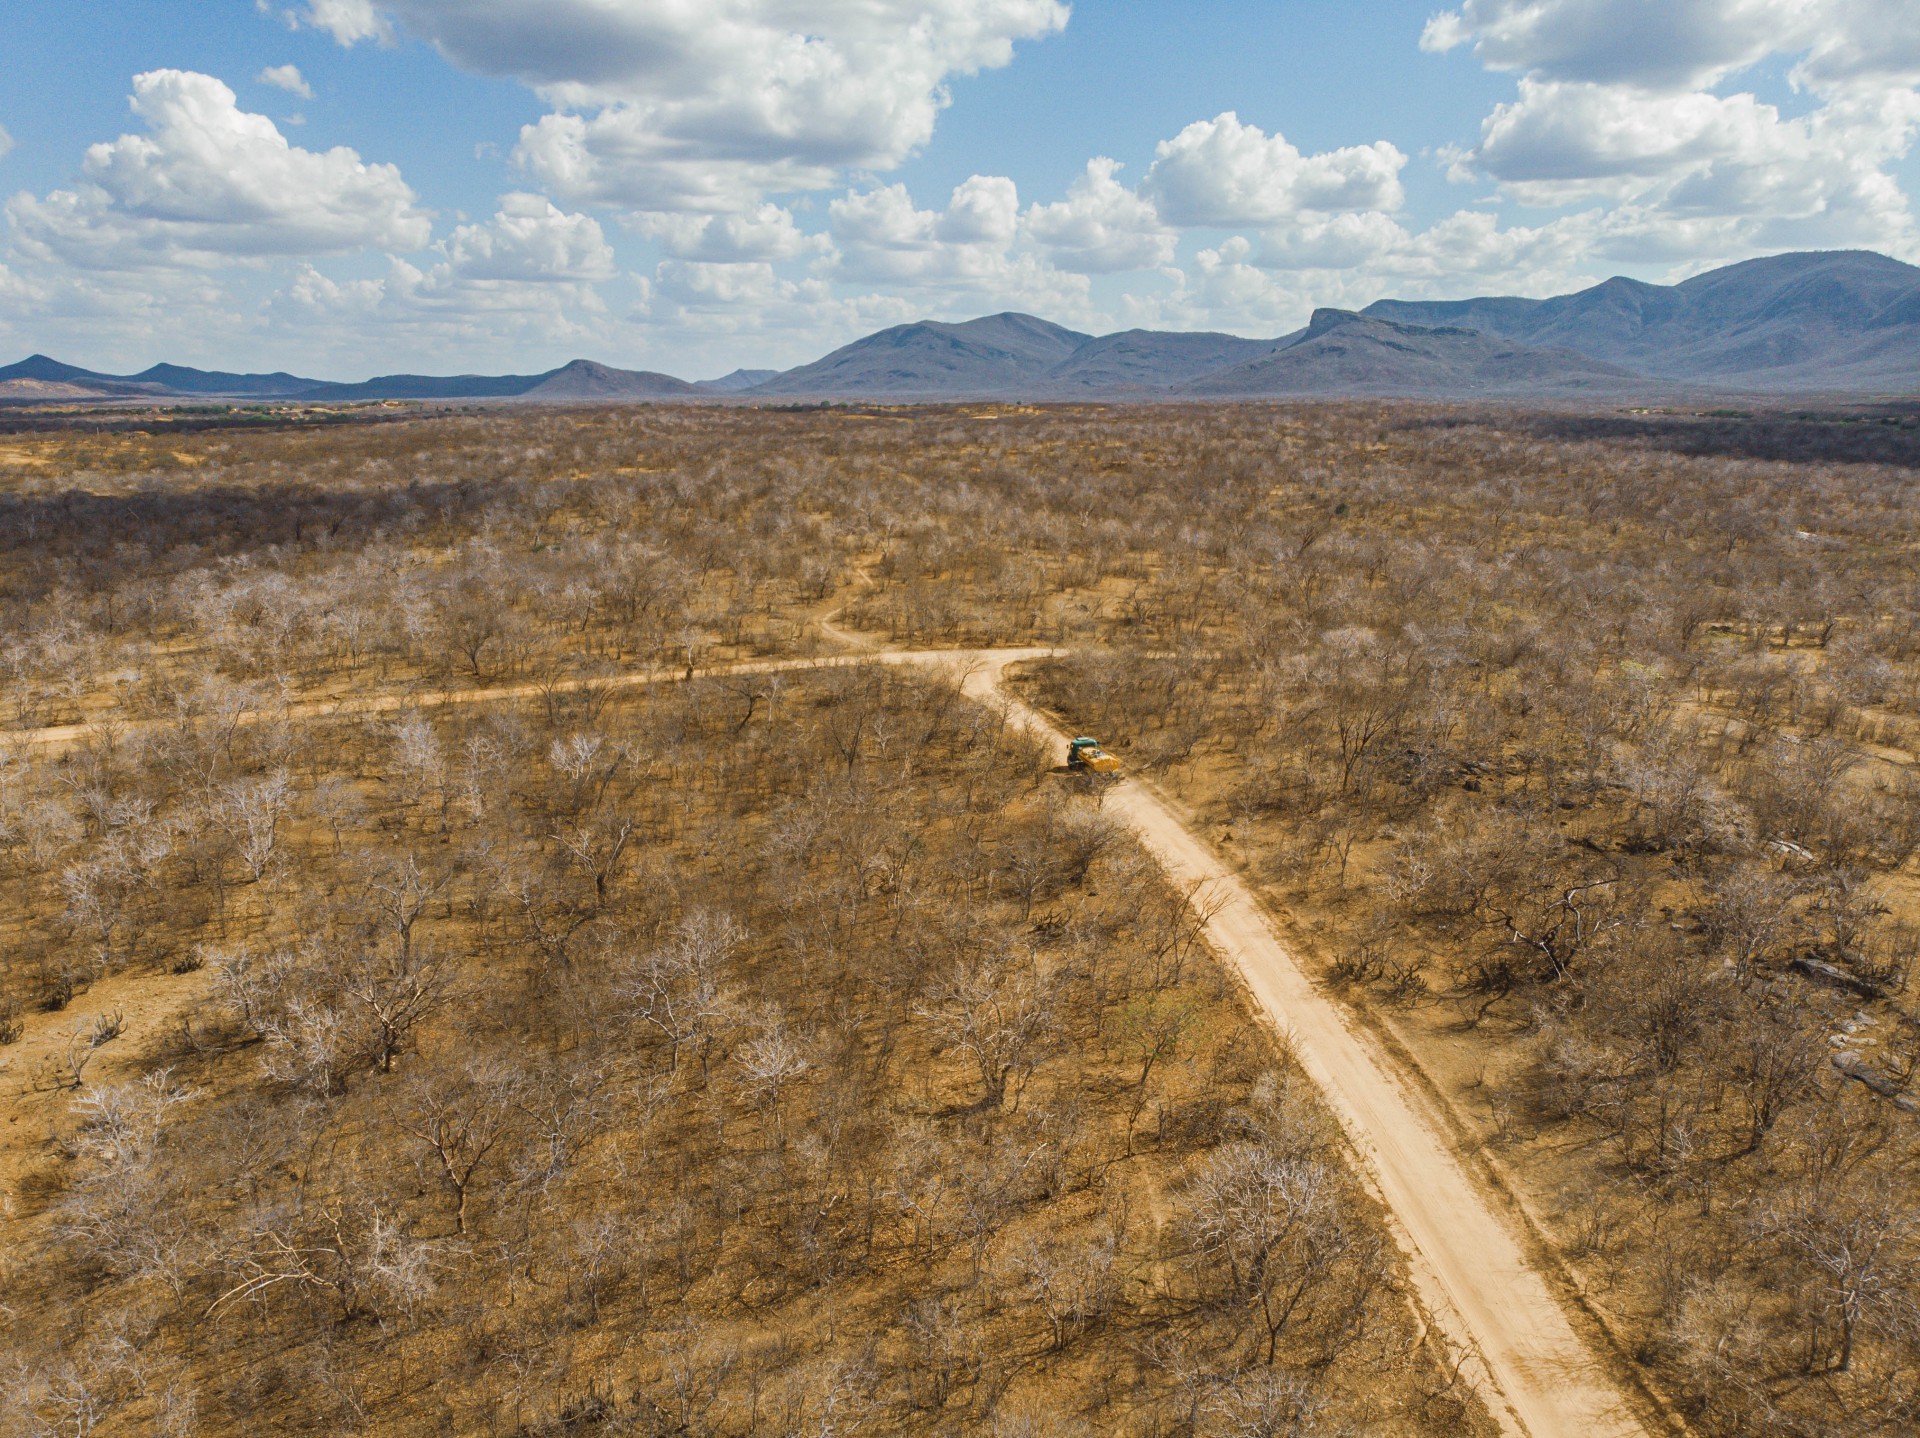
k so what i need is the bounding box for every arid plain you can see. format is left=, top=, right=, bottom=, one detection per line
left=1, top=401, right=1916, bottom=1437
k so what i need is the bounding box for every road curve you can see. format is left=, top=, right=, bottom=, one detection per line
left=4, top=641, right=1651, bottom=1437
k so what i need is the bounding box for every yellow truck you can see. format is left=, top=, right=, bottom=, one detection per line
left=1067, top=737, right=1122, bottom=776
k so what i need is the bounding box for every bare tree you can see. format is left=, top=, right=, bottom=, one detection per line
left=737, top=1011, right=810, bottom=1144
left=1201, top=1367, right=1333, bottom=1438
left=341, top=944, right=450, bottom=1074
left=211, top=1201, right=434, bottom=1324
left=216, top=769, right=293, bottom=882
left=59, top=1069, right=198, bottom=1292
left=1185, top=1138, right=1379, bottom=1367
left=38, top=1011, right=125, bottom=1091
left=1114, top=994, right=1196, bottom=1150
left=365, top=852, right=449, bottom=964
left=556, top=813, right=637, bottom=908
left=400, top=1062, right=519, bottom=1236
left=917, top=952, right=1057, bottom=1112
left=390, top=715, right=448, bottom=830
left=1764, top=1174, right=1920, bottom=1375
left=620, top=912, right=744, bottom=1082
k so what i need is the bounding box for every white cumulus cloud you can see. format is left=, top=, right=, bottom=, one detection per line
left=1023, top=158, right=1176, bottom=274
left=440, top=192, right=614, bottom=281
left=1142, top=207, right=1606, bottom=334
left=0, top=124, right=14, bottom=162
left=1252, top=211, right=1411, bottom=272
left=309, top=0, right=1068, bottom=213
left=829, top=177, right=1020, bottom=285
left=299, top=0, right=392, bottom=46
left=273, top=195, right=617, bottom=345
left=258, top=64, right=315, bottom=99
left=1140, top=113, right=1407, bottom=228
left=1422, top=0, right=1920, bottom=92
left=633, top=261, right=924, bottom=360
left=1793, top=0, right=1920, bottom=89
left=1418, top=0, right=1801, bottom=90
left=652, top=259, right=812, bottom=312
left=271, top=257, right=607, bottom=364
left=6, top=70, right=430, bottom=270
left=630, top=205, right=826, bottom=264
left=1472, top=80, right=1790, bottom=190
left=511, top=108, right=820, bottom=213
left=824, top=175, right=1093, bottom=317
left=1427, top=0, right=1920, bottom=266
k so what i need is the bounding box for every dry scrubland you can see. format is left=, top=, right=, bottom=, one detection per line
left=0, top=401, right=1916, bottom=1435
left=0, top=409, right=1484, bottom=1438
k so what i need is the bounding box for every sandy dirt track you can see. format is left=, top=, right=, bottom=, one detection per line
left=4, top=643, right=1651, bottom=1438
left=959, top=652, right=1651, bottom=1438
left=4, top=650, right=1035, bottom=753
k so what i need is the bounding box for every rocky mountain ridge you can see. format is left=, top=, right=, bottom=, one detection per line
left=7, top=250, right=1916, bottom=403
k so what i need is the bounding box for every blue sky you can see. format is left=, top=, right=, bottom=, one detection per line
left=2, top=0, right=1916, bottom=380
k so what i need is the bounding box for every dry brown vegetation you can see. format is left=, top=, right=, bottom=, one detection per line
left=0, top=410, right=1492, bottom=1438
left=1007, top=407, right=1920, bottom=1438
left=5, top=400, right=1918, bottom=1436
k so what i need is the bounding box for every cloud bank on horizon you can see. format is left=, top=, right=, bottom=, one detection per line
left=2, top=0, right=1917, bottom=377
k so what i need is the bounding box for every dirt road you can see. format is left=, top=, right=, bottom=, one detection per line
left=3, top=642, right=1652, bottom=1438
left=960, top=653, right=1651, bottom=1438
left=3, top=647, right=1055, bottom=755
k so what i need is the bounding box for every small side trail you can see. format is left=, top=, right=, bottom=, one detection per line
left=2, top=635, right=1654, bottom=1438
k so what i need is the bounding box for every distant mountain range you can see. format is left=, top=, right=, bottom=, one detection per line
left=5, top=250, right=1917, bottom=404
left=0, top=354, right=698, bottom=404
left=1362, top=250, right=1920, bottom=392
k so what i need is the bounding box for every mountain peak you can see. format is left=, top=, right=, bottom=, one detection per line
left=524, top=359, right=695, bottom=399
left=1301, top=308, right=1363, bottom=337
left=1297, top=309, right=1480, bottom=344
left=751, top=309, right=1093, bottom=398
left=1349, top=248, right=1920, bottom=388
left=0, top=354, right=104, bottom=383
left=697, top=368, right=780, bottom=394
left=950, top=311, right=1092, bottom=343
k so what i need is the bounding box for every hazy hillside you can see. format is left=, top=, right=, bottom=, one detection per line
left=519, top=359, right=696, bottom=400
left=1365, top=249, right=1920, bottom=391
left=750, top=313, right=1094, bottom=397
left=1180, top=310, right=1642, bottom=397
left=1044, top=329, right=1280, bottom=393
left=0, top=355, right=171, bottom=399
left=295, top=362, right=693, bottom=403
left=752, top=252, right=1920, bottom=398
left=133, top=363, right=318, bottom=398
left=695, top=368, right=781, bottom=393
left=0, top=356, right=696, bottom=405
